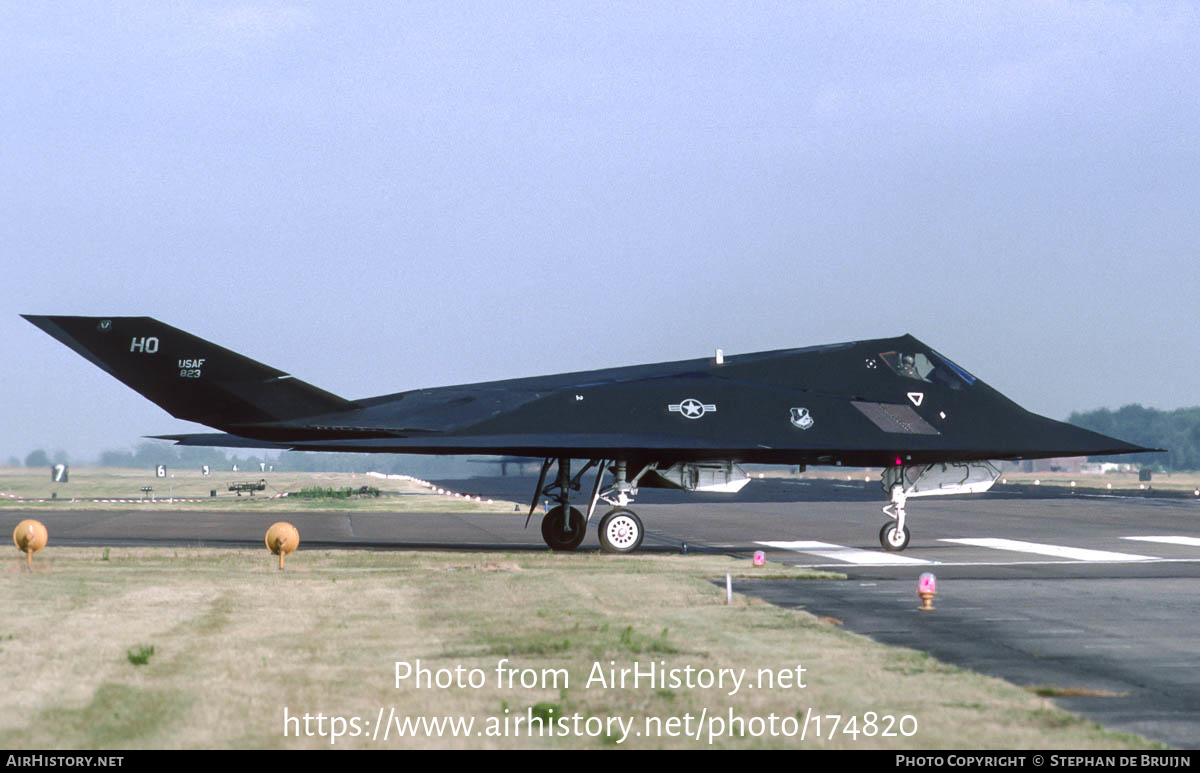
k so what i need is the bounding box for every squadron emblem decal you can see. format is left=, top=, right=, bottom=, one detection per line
left=790, top=407, right=814, bottom=430
left=668, top=398, right=716, bottom=419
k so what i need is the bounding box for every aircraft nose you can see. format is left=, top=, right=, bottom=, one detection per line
left=1033, top=414, right=1160, bottom=458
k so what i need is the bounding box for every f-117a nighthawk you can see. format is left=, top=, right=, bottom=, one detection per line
left=23, top=315, right=1154, bottom=554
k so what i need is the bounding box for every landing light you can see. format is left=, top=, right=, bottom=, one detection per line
left=917, top=572, right=937, bottom=611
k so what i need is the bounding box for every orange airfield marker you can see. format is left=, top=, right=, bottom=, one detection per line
left=265, top=522, right=300, bottom=570
left=13, top=519, right=48, bottom=570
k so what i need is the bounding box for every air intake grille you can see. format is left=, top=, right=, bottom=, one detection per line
left=851, top=401, right=941, bottom=435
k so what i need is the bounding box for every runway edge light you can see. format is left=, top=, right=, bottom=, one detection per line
left=265, top=522, right=300, bottom=570
left=917, top=572, right=937, bottom=612
left=752, top=550, right=766, bottom=567
left=13, top=519, right=48, bottom=570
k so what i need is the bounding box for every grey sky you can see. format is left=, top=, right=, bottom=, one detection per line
left=3, top=2, right=1198, bottom=461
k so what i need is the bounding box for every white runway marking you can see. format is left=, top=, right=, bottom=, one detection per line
left=1123, top=536, right=1200, bottom=548
left=789, top=558, right=1200, bottom=570
left=939, top=538, right=1154, bottom=562
left=757, top=540, right=931, bottom=565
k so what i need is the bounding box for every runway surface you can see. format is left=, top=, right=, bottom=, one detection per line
left=5, top=476, right=1200, bottom=748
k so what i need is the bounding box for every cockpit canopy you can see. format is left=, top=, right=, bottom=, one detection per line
left=879, top=349, right=976, bottom=390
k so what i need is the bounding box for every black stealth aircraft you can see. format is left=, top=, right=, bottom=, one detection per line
left=23, top=316, right=1153, bottom=553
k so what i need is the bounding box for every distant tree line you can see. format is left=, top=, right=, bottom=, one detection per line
left=97, top=443, right=270, bottom=472
left=1068, top=404, right=1200, bottom=471
left=14, top=442, right=269, bottom=472
left=18, top=449, right=68, bottom=468
left=82, top=442, right=480, bottom=478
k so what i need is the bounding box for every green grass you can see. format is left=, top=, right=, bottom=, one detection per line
left=0, top=547, right=1165, bottom=750
left=294, top=486, right=380, bottom=499
left=1025, top=685, right=1127, bottom=699
left=41, top=684, right=192, bottom=747
left=126, top=644, right=156, bottom=666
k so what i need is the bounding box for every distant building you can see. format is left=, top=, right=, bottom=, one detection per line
left=1079, top=462, right=1122, bottom=474
left=1019, top=456, right=1086, bottom=473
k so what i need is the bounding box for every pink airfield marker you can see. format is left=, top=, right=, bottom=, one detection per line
left=918, top=572, right=937, bottom=611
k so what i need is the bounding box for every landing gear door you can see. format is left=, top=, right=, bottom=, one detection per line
left=882, top=461, right=1001, bottom=498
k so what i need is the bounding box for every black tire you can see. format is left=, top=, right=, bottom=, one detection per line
left=598, top=508, right=644, bottom=554
left=879, top=522, right=911, bottom=552
left=541, top=506, right=586, bottom=551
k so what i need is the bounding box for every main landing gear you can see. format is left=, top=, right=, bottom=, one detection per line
left=541, top=505, right=586, bottom=551
left=528, top=458, right=652, bottom=553
left=597, top=508, right=643, bottom=553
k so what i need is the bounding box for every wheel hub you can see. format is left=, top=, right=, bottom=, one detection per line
left=607, top=517, right=637, bottom=547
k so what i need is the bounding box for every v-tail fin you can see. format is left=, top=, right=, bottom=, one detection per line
left=22, top=315, right=358, bottom=428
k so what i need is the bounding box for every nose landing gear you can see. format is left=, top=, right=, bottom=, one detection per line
left=880, top=482, right=910, bottom=551
left=876, top=461, right=1002, bottom=551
